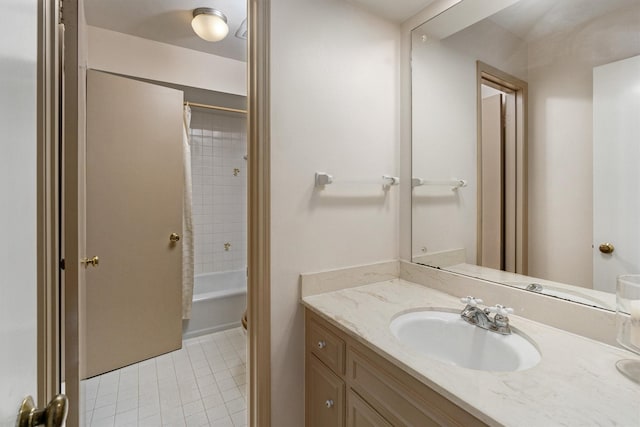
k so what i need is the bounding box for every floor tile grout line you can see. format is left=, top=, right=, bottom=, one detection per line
left=88, top=328, right=246, bottom=427
left=200, top=335, right=234, bottom=424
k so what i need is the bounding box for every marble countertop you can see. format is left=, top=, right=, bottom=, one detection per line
left=302, top=279, right=640, bottom=427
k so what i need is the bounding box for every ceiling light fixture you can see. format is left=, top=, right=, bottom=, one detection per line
left=191, top=8, right=229, bottom=42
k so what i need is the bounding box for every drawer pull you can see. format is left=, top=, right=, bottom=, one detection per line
left=325, top=399, right=334, bottom=409
left=317, top=340, right=327, bottom=349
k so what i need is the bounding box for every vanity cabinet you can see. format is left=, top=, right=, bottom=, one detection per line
left=305, top=309, right=487, bottom=427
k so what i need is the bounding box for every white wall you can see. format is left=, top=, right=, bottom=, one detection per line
left=0, top=0, right=37, bottom=424
left=87, top=26, right=246, bottom=96
left=411, top=18, right=527, bottom=262
left=269, top=0, right=400, bottom=424
left=526, top=3, right=640, bottom=288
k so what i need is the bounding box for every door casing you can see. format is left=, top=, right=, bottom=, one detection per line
left=36, top=0, right=62, bottom=410
left=476, top=61, right=528, bottom=275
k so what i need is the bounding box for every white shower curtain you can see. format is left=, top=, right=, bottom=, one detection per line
left=182, top=105, right=195, bottom=319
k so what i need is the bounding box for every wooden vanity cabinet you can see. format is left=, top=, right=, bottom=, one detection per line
left=305, top=309, right=487, bottom=427
left=347, top=390, right=392, bottom=427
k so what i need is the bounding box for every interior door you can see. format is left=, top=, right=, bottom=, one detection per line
left=480, top=93, right=504, bottom=270
left=0, top=0, right=39, bottom=424
left=593, top=55, right=640, bottom=293
left=84, top=70, right=184, bottom=378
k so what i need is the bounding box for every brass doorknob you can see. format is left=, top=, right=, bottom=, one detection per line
left=81, top=256, right=99, bottom=267
left=16, top=394, right=68, bottom=427
left=169, top=233, right=180, bottom=243
left=599, top=243, right=614, bottom=254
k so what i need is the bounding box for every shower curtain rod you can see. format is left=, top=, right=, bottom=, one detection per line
left=184, top=101, right=247, bottom=115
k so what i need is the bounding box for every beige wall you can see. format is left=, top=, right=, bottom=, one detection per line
left=86, top=26, right=246, bottom=96
left=269, top=0, right=400, bottom=424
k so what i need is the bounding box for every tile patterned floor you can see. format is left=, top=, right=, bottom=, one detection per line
left=83, top=328, right=247, bottom=427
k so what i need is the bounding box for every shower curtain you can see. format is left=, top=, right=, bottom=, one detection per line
left=182, top=105, right=195, bottom=319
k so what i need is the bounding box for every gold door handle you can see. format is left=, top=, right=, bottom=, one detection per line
left=81, top=256, right=99, bottom=267
left=169, top=233, right=180, bottom=243
left=16, top=394, right=68, bottom=427
left=599, top=243, right=615, bottom=254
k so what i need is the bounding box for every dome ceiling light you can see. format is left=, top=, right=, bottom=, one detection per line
left=191, top=8, right=229, bottom=42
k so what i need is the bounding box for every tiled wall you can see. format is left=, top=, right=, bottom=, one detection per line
left=190, top=109, right=247, bottom=275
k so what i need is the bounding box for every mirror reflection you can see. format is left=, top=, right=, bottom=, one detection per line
left=411, top=0, right=640, bottom=310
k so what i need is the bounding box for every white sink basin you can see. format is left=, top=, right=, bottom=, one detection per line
left=390, top=310, right=541, bottom=372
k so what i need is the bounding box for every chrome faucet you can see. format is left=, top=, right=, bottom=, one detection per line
left=526, top=283, right=544, bottom=293
left=460, top=296, right=514, bottom=335
left=460, top=296, right=490, bottom=327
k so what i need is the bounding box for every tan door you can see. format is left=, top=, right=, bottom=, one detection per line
left=84, top=70, right=183, bottom=378
left=480, top=93, right=504, bottom=270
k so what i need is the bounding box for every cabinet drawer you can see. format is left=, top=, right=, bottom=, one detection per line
left=308, top=316, right=345, bottom=374
left=347, top=390, right=392, bottom=427
left=307, top=354, right=345, bottom=427
left=348, top=349, right=486, bottom=427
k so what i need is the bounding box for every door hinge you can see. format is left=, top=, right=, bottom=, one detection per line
left=59, top=258, right=65, bottom=270
left=59, top=0, right=64, bottom=24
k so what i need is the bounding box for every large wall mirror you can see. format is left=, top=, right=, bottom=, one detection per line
left=411, top=0, right=640, bottom=311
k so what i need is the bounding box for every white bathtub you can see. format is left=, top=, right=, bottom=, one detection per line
left=182, top=269, right=247, bottom=339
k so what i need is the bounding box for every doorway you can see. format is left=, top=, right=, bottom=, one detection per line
left=476, top=61, right=528, bottom=275
left=81, top=70, right=249, bottom=426
left=60, top=1, right=272, bottom=426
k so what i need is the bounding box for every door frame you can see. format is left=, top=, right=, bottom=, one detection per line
left=61, top=0, right=85, bottom=424
left=247, top=0, right=272, bottom=425
left=58, top=1, right=273, bottom=426
left=476, top=61, right=528, bottom=275
left=36, top=0, right=61, bottom=410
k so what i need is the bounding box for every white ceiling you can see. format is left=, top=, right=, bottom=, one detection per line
left=83, top=0, right=439, bottom=63
left=84, top=0, right=247, bottom=62
left=488, top=0, right=640, bottom=42
left=348, top=0, right=437, bottom=23
left=415, top=0, right=639, bottom=43
left=83, top=0, right=638, bottom=64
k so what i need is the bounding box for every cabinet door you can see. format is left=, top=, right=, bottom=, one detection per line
left=307, top=355, right=345, bottom=427
left=347, top=390, right=392, bottom=427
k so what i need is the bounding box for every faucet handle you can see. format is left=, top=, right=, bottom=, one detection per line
left=487, top=304, right=514, bottom=316
left=460, top=296, right=484, bottom=307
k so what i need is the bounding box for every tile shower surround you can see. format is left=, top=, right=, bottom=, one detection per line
left=189, top=110, right=247, bottom=275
